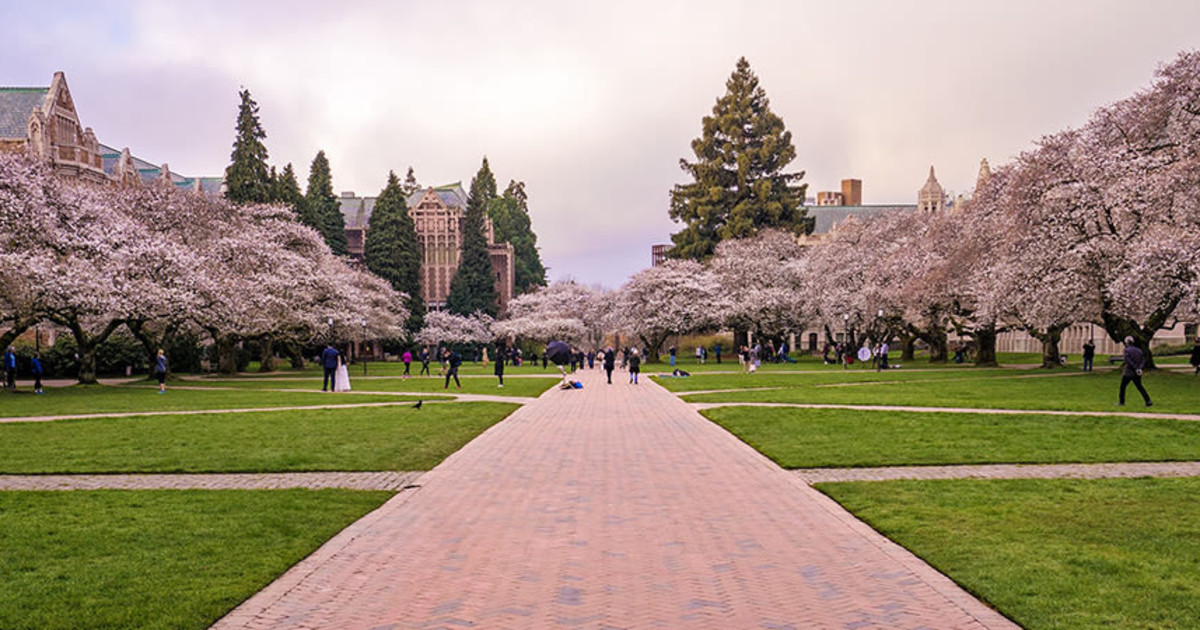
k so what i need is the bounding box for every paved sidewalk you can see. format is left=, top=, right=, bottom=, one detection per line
left=691, top=401, right=1200, bottom=422
left=0, top=472, right=422, bottom=491
left=798, top=461, right=1200, bottom=483
left=213, top=371, right=1016, bottom=629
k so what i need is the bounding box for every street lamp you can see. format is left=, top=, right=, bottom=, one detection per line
left=842, top=313, right=850, bottom=369
left=361, top=319, right=368, bottom=375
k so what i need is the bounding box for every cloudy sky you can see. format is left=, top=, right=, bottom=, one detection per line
left=4, top=1, right=1199, bottom=287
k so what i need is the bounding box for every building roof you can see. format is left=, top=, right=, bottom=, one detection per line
left=0, top=87, right=49, bottom=138
left=98, top=143, right=223, bottom=193
left=806, top=204, right=916, bottom=234
left=340, top=182, right=470, bottom=230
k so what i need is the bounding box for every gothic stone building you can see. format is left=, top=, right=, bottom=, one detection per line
left=339, top=184, right=516, bottom=313
left=0, top=71, right=222, bottom=192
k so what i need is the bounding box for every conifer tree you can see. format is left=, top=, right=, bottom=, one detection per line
left=401, top=166, right=422, bottom=197
left=447, top=158, right=499, bottom=316
left=275, top=163, right=310, bottom=224
left=668, top=57, right=810, bottom=260
left=305, top=150, right=348, bottom=255
left=224, top=89, right=273, bottom=204
left=364, top=171, right=425, bottom=336
left=491, top=180, right=547, bottom=295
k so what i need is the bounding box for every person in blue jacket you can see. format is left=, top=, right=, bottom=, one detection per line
left=3, top=346, right=15, bottom=391
left=31, top=352, right=44, bottom=394
left=321, top=345, right=340, bottom=392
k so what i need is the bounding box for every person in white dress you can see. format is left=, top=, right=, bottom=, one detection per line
left=334, top=354, right=352, bottom=392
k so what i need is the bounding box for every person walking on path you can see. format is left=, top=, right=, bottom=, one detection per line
left=628, top=348, right=641, bottom=384
left=3, top=346, right=16, bottom=391
left=31, top=353, right=44, bottom=394
left=1082, top=338, right=1096, bottom=372
left=153, top=349, right=169, bottom=394
left=1119, top=336, right=1152, bottom=407
left=443, top=348, right=462, bottom=389
left=603, top=346, right=616, bottom=384
left=1189, top=337, right=1200, bottom=376
left=321, top=345, right=339, bottom=392
left=494, top=342, right=506, bottom=388
left=419, top=347, right=431, bottom=376
left=401, top=349, right=412, bottom=378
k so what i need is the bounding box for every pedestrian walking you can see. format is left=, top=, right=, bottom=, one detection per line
left=1189, top=337, right=1200, bottom=376
left=402, top=349, right=413, bottom=378
left=669, top=345, right=676, bottom=367
left=603, top=346, right=615, bottom=384
left=877, top=340, right=889, bottom=372
left=31, top=352, right=44, bottom=394
left=494, top=341, right=506, bottom=388
left=1082, top=339, right=1096, bottom=372
left=419, top=347, right=431, bottom=376
left=153, top=349, right=168, bottom=394
left=1118, top=336, right=1152, bottom=407
left=714, top=343, right=722, bottom=364
left=2, top=346, right=16, bottom=391
left=628, top=348, right=641, bottom=384
left=443, top=348, right=462, bottom=389
left=321, top=344, right=339, bottom=392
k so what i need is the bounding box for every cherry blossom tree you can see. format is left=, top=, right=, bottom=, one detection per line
left=614, top=260, right=722, bottom=362
left=709, top=229, right=809, bottom=346
left=415, top=311, right=493, bottom=347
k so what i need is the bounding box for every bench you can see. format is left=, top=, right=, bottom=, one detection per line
left=1108, top=355, right=1124, bottom=365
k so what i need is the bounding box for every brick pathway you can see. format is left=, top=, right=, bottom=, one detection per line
left=212, top=370, right=1017, bottom=629
left=798, top=462, right=1200, bottom=484
left=0, top=472, right=422, bottom=491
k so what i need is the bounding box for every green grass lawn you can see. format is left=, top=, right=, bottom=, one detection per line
left=668, top=369, right=1200, bottom=413
left=818, top=478, right=1200, bottom=629
left=0, top=385, right=432, bottom=418
left=174, top=373, right=558, bottom=398
left=0, top=403, right=517, bottom=473
left=704, top=406, right=1200, bottom=468
left=0, top=489, right=392, bottom=630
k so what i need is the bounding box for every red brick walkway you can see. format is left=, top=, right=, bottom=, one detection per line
left=212, top=369, right=1017, bottom=629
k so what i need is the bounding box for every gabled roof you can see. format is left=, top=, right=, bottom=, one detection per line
left=99, top=143, right=223, bottom=193
left=339, top=182, right=470, bottom=229
left=0, top=87, right=49, bottom=138
left=407, top=182, right=468, bottom=210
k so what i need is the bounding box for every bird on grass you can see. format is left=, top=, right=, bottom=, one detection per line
left=412, top=400, right=423, bottom=410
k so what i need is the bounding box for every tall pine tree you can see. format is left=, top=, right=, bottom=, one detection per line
left=224, top=89, right=273, bottom=204
left=668, top=57, right=810, bottom=260
left=446, top=158, right=499, bottom=316
left=490, top=180, right=547, bottom=295
left=401, top=166, right=422, bottom=197
left=275, top=163, right=311, bottom=224
left=305, top=150, right=348, bottom=255
left=364, top=171, right=425, bottom=336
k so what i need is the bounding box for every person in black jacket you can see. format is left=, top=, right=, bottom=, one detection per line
left=603, top=347, right=616, bottom=384
left=1119, top=336, right=1152, bottom=407
left=628, top=348, right=641, bottom=384
left=494, top=342, right=506, bottom=388
left=1189, top=337, right=1200, bottom=376
left=443, top=348, right=462, bottom=389
left=320, top=345, right=339, bottom=392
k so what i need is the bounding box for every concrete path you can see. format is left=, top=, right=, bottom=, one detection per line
left=0, top=472, right=422, bottom=491
left=690, top=401, right=1200, bottom=422
left=212, top=370, right=1016, bottom=629
left=798, top=461, right=1200, bottom=484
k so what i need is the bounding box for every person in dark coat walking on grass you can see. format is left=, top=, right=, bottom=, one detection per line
left=31, top=353, right=44, bottom=394
left=1119, top=336, right=1152, bottom=407
left=603, top=346, right=616, bottom=384
left=494, top=342, right=506, bottom=388
left=1189, top=337, right=1200, bottom=375
left=443, top=348, right=462, bottom=389
left=419, top=347, right=431, bottom=376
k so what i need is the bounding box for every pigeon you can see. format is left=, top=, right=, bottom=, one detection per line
left=412, top=400, right=423, bottom=410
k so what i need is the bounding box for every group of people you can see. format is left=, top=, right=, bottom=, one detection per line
left=3, top=346, right=43, bottom=394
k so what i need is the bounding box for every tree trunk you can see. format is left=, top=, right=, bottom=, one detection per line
left=127, top=321, right=177, bottom=380
left=733, top=328, right=749, bottom=355
left=288, top=343, right=305, bottom=369
left=259, top=336, right=277, bottom=373
left=925, top=326, right=948, bottom=363
left=900, top=334, right=916, bottom=361
left=0, top=317, right=33, bottom=352
left=217, top=335, right=238, bottom=375
left=1101, top=313, right=1160, bottom=370
left=68, top=319, right=123, bottom=385
left=974, top=325, right=998, bottom=367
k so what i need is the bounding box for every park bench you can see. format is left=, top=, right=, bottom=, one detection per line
left=1108, top=355, right=1124, bottom=365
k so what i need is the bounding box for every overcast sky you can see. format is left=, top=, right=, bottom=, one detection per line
left=4, top=1, right=1199, bottom=287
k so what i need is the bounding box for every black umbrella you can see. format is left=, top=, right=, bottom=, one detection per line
left=545, top=341, right=572, bottom=366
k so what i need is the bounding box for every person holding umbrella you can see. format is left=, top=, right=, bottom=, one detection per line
left=544, top=340, right=574, bottom=387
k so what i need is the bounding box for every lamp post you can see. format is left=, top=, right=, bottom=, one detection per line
left=842, top=313, right=850, bottom=369
left=361, top=319, right=368, bottom=375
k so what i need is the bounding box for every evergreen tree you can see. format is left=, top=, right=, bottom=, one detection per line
left=491, top=180, right=547, bottom=295
left=275, top=163, right=311, bottom=224
left=224, top=89, right=273, bottom=204
left=364, top=171, right=425, bottom=336
left=305, top=150, right=348, bottom=255
left=446, top=158, right=499, bottom=316
left=668, top=57, right=810, bottom=260
left=401, top=166, right=422, bottom=197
